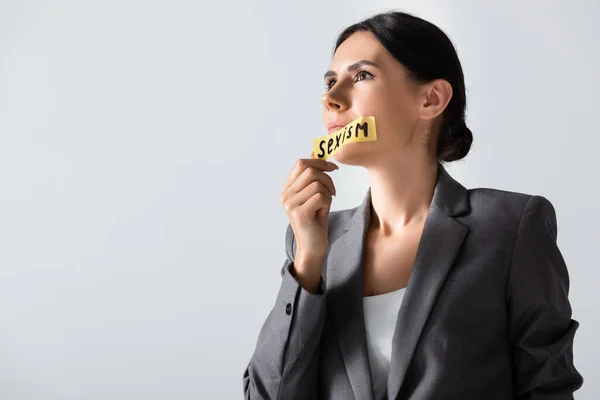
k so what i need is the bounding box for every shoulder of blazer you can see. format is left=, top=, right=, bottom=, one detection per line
left=468, top=186, right=535, bottom=204
left=465, top=187, right=557, bottom=231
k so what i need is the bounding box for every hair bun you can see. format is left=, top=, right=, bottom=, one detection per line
left=441, top=120, right=473, bottom=162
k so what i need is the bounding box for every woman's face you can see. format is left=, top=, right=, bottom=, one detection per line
left=321, top=30, right=436, bottom=166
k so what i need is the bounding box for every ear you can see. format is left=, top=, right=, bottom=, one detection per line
left=418, top=79, right=453, bottom=121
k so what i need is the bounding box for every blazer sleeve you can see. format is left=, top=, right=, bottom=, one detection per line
left=506, top=195, right=584, bottom=399
left=243, top=222, right=327, bottom=400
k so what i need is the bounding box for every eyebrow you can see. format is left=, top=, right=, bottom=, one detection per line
left=324, top=60, right=380, bottom=80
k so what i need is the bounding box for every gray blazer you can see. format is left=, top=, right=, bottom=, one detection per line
left=243, top=162, right=583, bottom=399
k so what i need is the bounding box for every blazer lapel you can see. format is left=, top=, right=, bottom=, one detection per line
left=387, top=163, right=469, bottom=399
left=326, top=162, right=470, bottom=400
left=327, top=187, right=375, bottom=400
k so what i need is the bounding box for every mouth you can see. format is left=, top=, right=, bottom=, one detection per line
left=327, top=125, right=345, bottom=134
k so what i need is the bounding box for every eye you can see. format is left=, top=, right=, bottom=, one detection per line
left=355, top=70, right=374, bottom=82
left=324, top=79, right=336, bottom=91
left=323, top=69, right=374, bottom=92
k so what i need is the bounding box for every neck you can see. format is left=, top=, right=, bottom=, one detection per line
left=366, top=153, right=438, bottom=237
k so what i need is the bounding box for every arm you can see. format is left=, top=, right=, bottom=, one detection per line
left=507, top=195, right=584, bottom=399
left=243, top=223, right=327, bottom=399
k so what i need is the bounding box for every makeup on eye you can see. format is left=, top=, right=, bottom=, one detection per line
left=324, top=70, right=375, bottom=91
left=323, top=59, right=380, bottom=80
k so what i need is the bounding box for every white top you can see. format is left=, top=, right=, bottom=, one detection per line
left=363, top=287, right=407, bottom=400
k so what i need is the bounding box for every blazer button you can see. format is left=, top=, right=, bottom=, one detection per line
left=285, top=303, right=292, bottom=315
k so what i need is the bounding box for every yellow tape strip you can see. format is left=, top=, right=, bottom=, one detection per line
left=312, top=116, right=377, bottom=161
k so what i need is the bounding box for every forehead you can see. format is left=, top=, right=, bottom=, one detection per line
left=329, top=31, right=388, bottom=69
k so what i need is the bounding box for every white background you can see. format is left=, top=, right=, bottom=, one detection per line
left=0, top=1, right=597, bottom=398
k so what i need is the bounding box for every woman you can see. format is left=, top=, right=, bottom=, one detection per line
left=243, top=10, right=583, bottom=400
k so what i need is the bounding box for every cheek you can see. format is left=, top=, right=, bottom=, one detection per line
left=382, top=97, right=416, bottom=137
left=352, top=86, right=414, bottom=140
left=367, top=108, right=412, bottom=144
left=357, top=87, right=413, bottom=123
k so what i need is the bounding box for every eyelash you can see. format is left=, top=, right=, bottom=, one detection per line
left=324, top=70, right=374, bottom=91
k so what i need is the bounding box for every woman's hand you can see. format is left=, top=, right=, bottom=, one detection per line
left=280, top=152, right=338, bottom=281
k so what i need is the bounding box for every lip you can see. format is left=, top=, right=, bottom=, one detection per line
left=327, top=124, right=346, bottom=134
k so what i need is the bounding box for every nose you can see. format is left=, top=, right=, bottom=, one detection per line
left=321, top=91, right=346, bottom=111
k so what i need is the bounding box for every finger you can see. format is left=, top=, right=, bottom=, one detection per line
left=282, top=158, right=337, bottom=193
left=288, top=167, right=336, bottom=197
left=299, top=191, right=331, bottom=220
left=290, top=180, right=333, bottom=207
